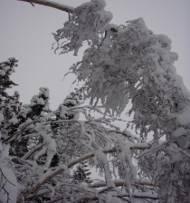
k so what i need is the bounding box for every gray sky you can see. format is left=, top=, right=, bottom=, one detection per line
left=1, top=0, right=190, bottom=109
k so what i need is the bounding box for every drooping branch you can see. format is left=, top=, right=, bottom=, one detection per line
left=17, top=0, right=74, bottom=13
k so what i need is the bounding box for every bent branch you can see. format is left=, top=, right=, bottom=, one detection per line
left=17, top=0, right=74, bottom=13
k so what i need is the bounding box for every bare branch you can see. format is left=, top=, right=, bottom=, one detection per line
left=17, top=0, right=74, bottom=13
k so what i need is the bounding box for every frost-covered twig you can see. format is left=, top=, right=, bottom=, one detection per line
left=17, top=0, right=74, bottom=13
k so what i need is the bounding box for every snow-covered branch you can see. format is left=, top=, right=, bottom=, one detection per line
left=90, top=179, right=155, bottom=188
left=118, top=192, right=158, bottom=200
left=22, top=143, right=45, bottom=160
left=25, top=143, right=150, bottom=196
left=27, top=165, right=65, bottom=195
left=68, top=143, right=149, bottom=168
left=17, top=0, right=74, bottom=13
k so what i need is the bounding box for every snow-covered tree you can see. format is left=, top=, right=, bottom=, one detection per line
left=1, top=0, right=189, bottom=202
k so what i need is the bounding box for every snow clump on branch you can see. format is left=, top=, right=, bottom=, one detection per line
left=70, top=18, right=185, bottom=120
left=53, top=0, right=113, bottom=55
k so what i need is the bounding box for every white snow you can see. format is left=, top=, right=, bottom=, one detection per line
left=0, top=167, right=19, bottom=203
left=176, top=105, right=190, bottom=125
left=172, top=127, right=186, bottom=137
left=0, top=112, right=4, bottom=123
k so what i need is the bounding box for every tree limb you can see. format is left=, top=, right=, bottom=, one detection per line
left=118, top=192, right=158, bottom=200
left=90, top=179, right=156, bottom=188
left=17, top=0, right=74, bottom=13
left=68, top=143, right=150, bottom=168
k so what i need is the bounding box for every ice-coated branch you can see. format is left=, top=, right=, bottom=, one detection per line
left=17, top=0, right=74, bottom=13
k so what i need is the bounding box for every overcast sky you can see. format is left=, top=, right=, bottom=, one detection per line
left=1, top=0, right=189, bottom=109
